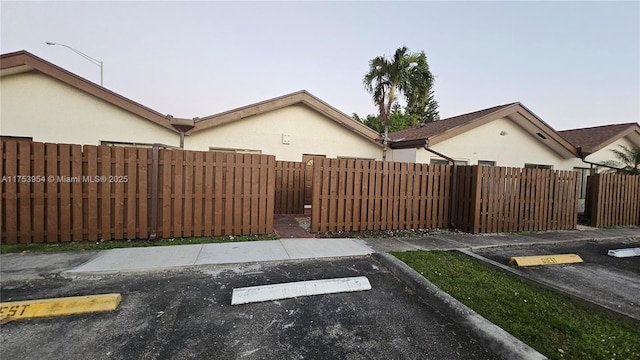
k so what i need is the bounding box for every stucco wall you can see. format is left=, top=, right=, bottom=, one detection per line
left=0, top=72, right=179, bottom=146
left=402, top=117, right=575, bottom=170
left=185, top=104, right=383, bottom=162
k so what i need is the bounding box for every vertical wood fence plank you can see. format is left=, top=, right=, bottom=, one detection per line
left=344, top=159, right=355, bottom=231
left=113, top=147, right=125, bottom=240
left=45, top=143, right=59, bottom=243
left=183, top=150, right=194, bottom=237
left=58, top=144, right=71, bottom=242
left=265, top=155, right=276, bottom=234
left=138, top=149, right=149, bottom=239
left=125, top=148, right=137, bottom=239
left=99, top=146, right=112, bottom=240
left=240, top=155, right=251, bottom=234
left=172, top=150, right=184, bottom=238
left=161, top=149, right=172, bottom=238
left=192, top=151, right=204, bottom=237
left=32, top=142, right=46, bottom=243
left=204, top=152, right=215, bottom=236
left=85, top=146, right=98, bottom=241
left=249, top=155, right=259, bottom=234
left=3, top=141, right=18, bottom=243
left=70, top=145, right=83, bottom=241
left=18, top=141, right=32, bottom=243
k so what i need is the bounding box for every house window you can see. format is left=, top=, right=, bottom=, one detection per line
left=1, top=136, right=33, bottom=142
left=478, top=160, right=496, bottom=166
left=337, top=156, right=376, bottom=161
left=431, top=158, right=468, bottom=165
left=524, top=163, right=553, bottom=170
left=209, top=147, right=262, bottom=154
left=431, top=159, right=449, bottom=165
left=101, top=140, right=154, bottom=148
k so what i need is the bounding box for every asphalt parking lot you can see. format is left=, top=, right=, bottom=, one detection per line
left=0, top=257, right=500, bottom=360
left=470, top=238, right=640, bottom=321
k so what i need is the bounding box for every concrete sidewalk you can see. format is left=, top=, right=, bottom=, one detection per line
left=1, top=226, right=637, bottom=281
left=0, top=238, right=373, bottom=280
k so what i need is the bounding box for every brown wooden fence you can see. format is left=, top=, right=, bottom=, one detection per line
left=274, top=161, right=305, bottom=214
left=310, top=158, right=451, bottom=232
left=587, top=173, right=640, bottom=227
left=310, top=160, right=578, bottom=234
left=455, top=166, right=579, bottom=233
left=1, top=140, right=275, bottom=244
left=2, top=138, right=635, bottom=245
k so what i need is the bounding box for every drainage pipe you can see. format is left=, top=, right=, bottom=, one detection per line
left=423, top=140, right=458, bottom=229
left=578, top=148, right=623, bottom=173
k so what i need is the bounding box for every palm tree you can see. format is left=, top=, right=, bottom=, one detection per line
left=601, top=144, right=640, bottom=175
left=363, top=47, right=435, bottom=160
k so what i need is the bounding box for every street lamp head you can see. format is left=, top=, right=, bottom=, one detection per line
left=45, top=41, right=103, bottom=86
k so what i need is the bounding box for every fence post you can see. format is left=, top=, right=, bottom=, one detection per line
left=470, top=165, right=483, bottom=234
left=149, top=145, right=159, bottom=240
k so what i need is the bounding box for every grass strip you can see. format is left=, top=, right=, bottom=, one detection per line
left=0, top=234, right=278, bottom=254
left=392, top=250, right=640, bottom=360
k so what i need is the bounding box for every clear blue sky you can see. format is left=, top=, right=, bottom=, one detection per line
left=2, top=1, right=638, bottom=130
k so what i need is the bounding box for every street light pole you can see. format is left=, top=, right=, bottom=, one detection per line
left=46, top=41, right=104, bottom=86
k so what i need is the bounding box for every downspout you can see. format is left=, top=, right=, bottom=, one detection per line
left=168, top=116, right=196, bottom=150
left=578, top=147, right=623, bottom=173
left=423, top=140, right=457, bottom=229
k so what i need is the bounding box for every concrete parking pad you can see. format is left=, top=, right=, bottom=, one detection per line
left=195, top=241, right=289, bottom=265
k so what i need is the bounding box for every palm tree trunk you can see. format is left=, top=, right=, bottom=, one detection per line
left=382, top=125, right=388, bottom=161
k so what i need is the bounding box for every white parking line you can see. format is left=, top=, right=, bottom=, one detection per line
left=231, top=276, right=372, bottom=305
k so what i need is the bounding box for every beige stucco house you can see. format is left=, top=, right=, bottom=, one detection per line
left=389, top=102, right=582, bottom=170
left=1, top=51, right=181, bottom=147
left=184, top=91, right=383, bottom=162
left=1, top=51, right=382, bottom=162
left=2, top=50, right=638, bottom=175
left=389, top=103, right=639, bottom=169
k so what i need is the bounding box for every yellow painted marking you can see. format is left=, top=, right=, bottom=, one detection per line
left=0, top=293, right=121, bottom=322
left=510, top=254, right=583, bottom=267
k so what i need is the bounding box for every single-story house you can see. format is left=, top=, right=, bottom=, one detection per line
left=2, top=50, right=638, bottom=175
left=0, top=50, right=181, bottom=147
left=0, top=50, right=382, bottom=162
left=183, top=91, right=383, bottom=162
left=388, top=103, right=639, bottom=170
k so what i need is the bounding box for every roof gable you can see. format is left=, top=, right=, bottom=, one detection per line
left=189, top=90, right=381, bottom=144
left=389, top=102, right=579, bottom=158
left=559, top=123, right=640, bottom=155
left=1, top=50, right=179, bottom=133
left=389, top=103, right=516, bottom=143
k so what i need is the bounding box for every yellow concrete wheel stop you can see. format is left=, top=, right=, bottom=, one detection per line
left=0, top=293, right=121, bottom=322
left=510, top=254, right=583, bottom=267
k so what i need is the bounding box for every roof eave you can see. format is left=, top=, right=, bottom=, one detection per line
left=1, top=50, right=178, bottom=133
